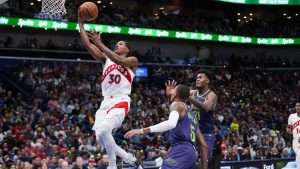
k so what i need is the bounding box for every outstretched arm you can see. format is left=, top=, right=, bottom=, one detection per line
left=78, top=17, right=106, bottom=63
left=124, top=102, right=184, bottom=138
left=88, top=33, right=138, bottom=68
left=196, top=127, right=208, bottom=169
left=188, top=92, right=217, bottom=112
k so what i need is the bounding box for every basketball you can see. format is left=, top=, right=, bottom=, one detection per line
left=79, top=2, right=99, bottom=22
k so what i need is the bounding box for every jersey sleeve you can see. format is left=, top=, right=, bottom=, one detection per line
left=288, top=115, right=293, bottom=126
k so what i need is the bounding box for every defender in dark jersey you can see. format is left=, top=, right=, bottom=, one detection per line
left=125, top=84, right=208, bottom=169
left=188, top=69, right=217, bottom=163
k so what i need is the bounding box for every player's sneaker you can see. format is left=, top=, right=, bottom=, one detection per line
left=124, top=153, right=137, bottom=164
left=131, top=160, right=143, bottom=169
left=125, top=153, right=143, bottom=169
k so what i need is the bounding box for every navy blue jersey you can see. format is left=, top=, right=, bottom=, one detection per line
left=162, top=103, right=198, bottom=169
left=191, top=89, right=215, bottom=134
left=169, top=104, right=198, bottom=146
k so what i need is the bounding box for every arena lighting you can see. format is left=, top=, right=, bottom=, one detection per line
left=237, top=13, right=241, bottom=15
left=1, top=16, right=300, bottom=45
left=237, top=19, right=241, bottom=22
left=30, top=2, right=34, bottom=5
left=283, top=13, right=287, bottom=16
left=296, top=13, right=298, bottom=16
left=215, top=0, right=300, bottom=5
left=244, top=16, right=247, bottom=19
left=97, top=1, right=101, bottom=4
left=249, top=13, right=253, bottom=16
left=109, top=2, right=113, bottom=5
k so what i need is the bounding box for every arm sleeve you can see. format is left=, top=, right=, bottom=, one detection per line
left=149, top=111, right=179, bottom=133
left=288, top=115, right=293, bottom=126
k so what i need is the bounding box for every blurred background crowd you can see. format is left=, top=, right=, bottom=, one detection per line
left=0, top=0, right=299, bottom=168
left=0, top=60, right=298, bottom=168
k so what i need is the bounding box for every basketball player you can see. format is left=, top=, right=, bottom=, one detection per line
left=188, top=69, right=217, bottom=163
left=125, top=84, right=208, bottom=169
left=287, top=102, right=300, bottom=169
left=78, top=15, right=140, bottom=169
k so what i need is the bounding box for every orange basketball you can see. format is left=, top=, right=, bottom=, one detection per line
left=79, top=2, right=99, bottom=22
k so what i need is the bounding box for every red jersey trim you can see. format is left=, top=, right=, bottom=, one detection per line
left=107, top=101, right=129, bottom=116
left=116, top=65, right=132, bottom=83
left=293, top=120, right=300, bottom=130
left=101, top=64, right=132, bottom=83
left=101, top=64, right=118, bottom=82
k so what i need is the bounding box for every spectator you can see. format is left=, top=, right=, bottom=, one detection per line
left=230, top=117, right=239, bottom=132
left=72, top=156, right=87, bottom=169
left=48, top=156, right=59, bottom=169
left=61, top=161, right=69, bottom=169
left=98, top=154, right=109, bottom=169
left=40, top=162, right=48, bottom=169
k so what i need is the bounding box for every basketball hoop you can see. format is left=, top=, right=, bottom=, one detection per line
left=40, top=0, right=67, bottom=20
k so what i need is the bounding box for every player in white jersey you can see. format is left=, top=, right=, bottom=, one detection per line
left=287, top=102, right=300, bottom=169
left=78, top=15, right=141, bottom=169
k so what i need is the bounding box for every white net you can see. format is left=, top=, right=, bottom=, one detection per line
left=40, top=0, right=67, bottom=20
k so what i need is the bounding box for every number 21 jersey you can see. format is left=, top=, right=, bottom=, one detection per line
left=101, top=59, right=135, bottom=97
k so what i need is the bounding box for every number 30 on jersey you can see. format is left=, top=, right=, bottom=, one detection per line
left=109, top=74, right=121, bottom=84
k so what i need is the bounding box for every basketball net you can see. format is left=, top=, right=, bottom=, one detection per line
left=40, top=0, right=67, bottom=20
left=0, top=0, right=8, bottom=5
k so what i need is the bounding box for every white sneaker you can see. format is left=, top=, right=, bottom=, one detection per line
left=124, top=153, right=137, bottom=164
left=107, top=166, right=118, bottom=169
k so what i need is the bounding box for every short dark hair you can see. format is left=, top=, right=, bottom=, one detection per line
left=198, top=69, right=213, bottom=83
left=123, top=41, right=131, bottom=55
left=176, top=84, right=190, bottom=101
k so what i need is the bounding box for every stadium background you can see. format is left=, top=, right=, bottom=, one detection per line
left=0, top=0, right=300, bottom=168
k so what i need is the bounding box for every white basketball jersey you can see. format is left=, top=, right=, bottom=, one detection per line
left=288, top=113, right=300, bottom=138
left=101, top=59, right=135, bottom=96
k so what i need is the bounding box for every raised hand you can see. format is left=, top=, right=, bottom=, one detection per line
left=87, top=30, right=102, bottom=43
left=165, top=80, right=177, bottom=96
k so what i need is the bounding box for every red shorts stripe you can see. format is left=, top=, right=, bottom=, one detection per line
left=107, top=101, right=129, bottom=116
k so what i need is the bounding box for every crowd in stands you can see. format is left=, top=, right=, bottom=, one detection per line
left=0, top=0, right=299, bottom=37
left=0, top=36, right=84, bottom=51
left=2, top=35, right=300, bottom=68
left=0, top=59, right=298, bottom=168
left=0, top=36, right=175, bottom=64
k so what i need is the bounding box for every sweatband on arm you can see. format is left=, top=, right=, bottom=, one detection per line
left=149, top=111, right=179, bottom=133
